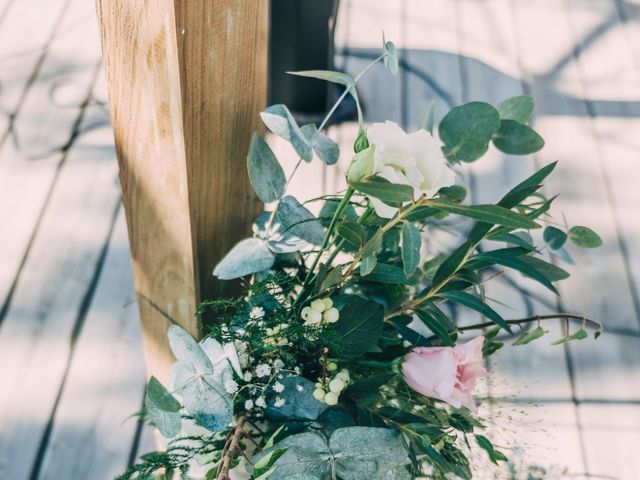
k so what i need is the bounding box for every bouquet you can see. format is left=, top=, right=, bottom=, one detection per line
left=120, top=39, right=602, bottom=480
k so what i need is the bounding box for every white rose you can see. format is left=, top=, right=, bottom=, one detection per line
left=348, top=121, right=455, bottom=218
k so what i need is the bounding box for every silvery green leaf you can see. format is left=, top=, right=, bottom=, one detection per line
left=247, top=133, right=286, bottom=203
left=492, top=119, right=545, bottom=155
left=260, top=104, right=312, bottom=161
left=496, top=95, right=534, bottom=123
left=265, top=376, right=327, bottom=421
left=331, top=427, right=408, bottom=479
left=256, top=432, right=331, bottom=480
left=200, top=337, right=236, bottom=382
left=252, top=212, right=310, bottom=253
left=145, top=376, right=181, bottom=438
left=301, top=124, right=340, bottom=165
left=213, top=238, right=275, bottom=279
left=276, top=196, right=325, bottom=245
left=383, top=39, right=399, bottom=75
left=439, top=102, right=500, bottom=162
left=288, top=70, right=355, bottom=88
left=168, top=325, right=212, bottom=373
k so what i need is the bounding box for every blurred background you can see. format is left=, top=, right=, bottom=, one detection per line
left=0, top=0, right=639, bottom=479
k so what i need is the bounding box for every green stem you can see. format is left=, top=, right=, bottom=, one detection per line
left=454, top=313, right=603, bottom=337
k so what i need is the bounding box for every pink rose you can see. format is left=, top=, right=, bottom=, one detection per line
left=401, top=337, right=488, bottom=412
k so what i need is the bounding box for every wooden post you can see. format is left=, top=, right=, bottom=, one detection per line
left=96, top=0, right=267, bottom=382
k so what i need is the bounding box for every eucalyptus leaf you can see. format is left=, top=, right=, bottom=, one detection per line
left=543, top=226, right=568, bottom=250
left=213, top=237, right=275, bottom=280
left=492, top=119, right=545, bottom=155
left=568, top=225, right=603, bottom=248
left=260, top=104, right=312, bottom=161
left=247, top=133, right=286, bottom=203
left=332, top=296, right=384, bottom=357
left=301, top=124, right=340, bottom=165
left=145, top=376, right=181, bottom=438
left=265, top=376, right=327, bottom=422
left=401, top=222, right=422, bottom=276
left=288, top=70, right=355, bottom=88
left=496, top=95, right=534, bottom=123
left=276, top=196, right=325, bottom=245
left=439, top=102, right=500, bottom=163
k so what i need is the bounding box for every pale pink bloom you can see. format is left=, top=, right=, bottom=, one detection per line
left=401, top=337, right=488, bottom=412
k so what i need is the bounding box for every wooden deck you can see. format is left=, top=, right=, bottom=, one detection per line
left=0, top=0, right=639, bottom=478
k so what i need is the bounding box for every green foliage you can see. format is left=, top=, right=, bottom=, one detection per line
left=439, top=102, right=500, bottom=162
left=492, top=119, right=545, bottom=154
left=145, top=376, right=182, bottom=438
left=247, top=133, right=286, bottom=203
left=351, top=178, right=415, bottom=206
left=276, top=195, right=325, bottom=244
left=212, top=237, right=275, bottom=280
left=401, top=222, right=422, bottom=276
left=543, top=226, right=568, bottom=250
left=332, top=296, right=384, bottom=357
left=301, top=123, right=340, bottom=165
left=383, top=37, right=399, bottom=75
left=496, top=95, right=534, bottom=123
left=265, top=376, right=327, bottom=421
left=260, top=104, right=312, bottom=161
left=568, top=225, right=603, bottom=248
left=512, top=326, right=547, bottom=346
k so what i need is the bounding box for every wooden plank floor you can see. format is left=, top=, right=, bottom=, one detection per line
left=0, top=0, right=639, bottom=478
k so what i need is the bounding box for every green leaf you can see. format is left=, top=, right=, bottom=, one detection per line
left=321, top=266, right=343, bottom=290
left=568, top=226, right=603, bottom=248
left=348, top=373, right=396, bottom=395
left=392, top=321, right=432, bottom=347
left=255, top=432, right=330, bottom=479
left=437, top=185, right=467, bottom=203
left=331, top=427, right=408, bottom=479
left=168, top=327, right=233, bottom=432
left=401, top=223, right=422, bottom=276
left=519, top=256, right=570, bottom=281
left=363, top=263, right=412, bottom=284
left=247, top=133, right=286, bottom=203
left=360, top=256, right=377, bottom=277
left=260, top=104, right=312, bottom=161
left=383, top=38, right=399, bottom=75
left=433, top=241, right=472, bottom=286
left=319, top=199, right=358, bottom=228
left=336, top=221, right=366, bottom=248
left=332, top=297, right=384, bottom=357
left=351, top=179, right=414, bottom=206
left=439, top=291, right=512, bottom=332
left=475, top=435, right=508, bottom=464
left=145, top=376, right=181, bottom=438
left=470, top=251, right=558, bottom=294
left=512, top=326, right=547, bottom=346
left=405, top=206, right=439, bottom=222
left=415, top=307, right=456, bottom=346
left=489, top=232, right=535, bottom=250
left=496, top=95, right=534, bottom=123
left=492, top=119, right=545, bottom=155
left=543, top=226, right=568, bottom=250
left=428, top=202, right=539, bottom=229
left=499, top=161, right=557, bottom=208
left=551, top=328, right=588, bottom=345
left=265, top=376, right=327, bottom=422
left=439, top=102, right=500, bottom=163
left=301, top=124, right=340, bottom=165
left=276, top=196, right=326, bottom=245
left=288, top=70, right=355, bottom=89
left=213, top=238, right=275, bottom=280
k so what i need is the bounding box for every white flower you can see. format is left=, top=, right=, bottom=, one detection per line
left=274, top=397, right=285, bottom=408
left=348, top=121, right=455, bottom=218
left=236, top=328, right=246, bottom=336
left=224, top=379, right=238, bottom=394
left=244, top=399, right=254, bottom=410
left=243, top=371, right=253, bottom=382
left=273, top=382, right=285, bottom=393
left=255, top=396, right=266, bottom=408
left=255, top=364, right=272, bottom=378
left=296, top=385, right=304, bottom=392
left=250, top=306, right=265, bottom=320
left=273, top=358, right=285, bottom=370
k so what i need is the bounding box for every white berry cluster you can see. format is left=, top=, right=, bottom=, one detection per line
left=301, top=298, right=339, bottom=326
left=313, top=368, right=350, bottom=406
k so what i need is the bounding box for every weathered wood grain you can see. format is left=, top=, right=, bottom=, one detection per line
left=36, top=212, right=145, bottom=480
left=96, top=0, right=267, bottom=382
left=0, top=101, right=122, bottom=480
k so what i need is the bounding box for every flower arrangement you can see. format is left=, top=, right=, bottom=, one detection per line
left=120, top=39, right=602, bottom=480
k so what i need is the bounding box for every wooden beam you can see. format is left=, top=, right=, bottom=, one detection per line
left=96, top=0, right=267, bottom=382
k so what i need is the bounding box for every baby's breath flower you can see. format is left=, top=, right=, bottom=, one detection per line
left=250, top=306, right=265, bottom=320
left=273, top=358, right=285, bottom=370
left=255, top=364, right=271, bottom=378
left=243, top=371, right=253, bottom=382
left=274, top=397, right=285, bottom=407
left=244, top=399, right=254, bottom=410
left=224, top=379, right=238, bottom=394
left=273, top=381, right=284, bottom=393
left=255, top=396, right=266, bottom=408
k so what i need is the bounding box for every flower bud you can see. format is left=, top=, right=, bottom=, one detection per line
left=323, top=307, right=340, bottom=324
left=346, top=145, right=375, bottom=183
left=354, top=128, right=370, bottom=153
